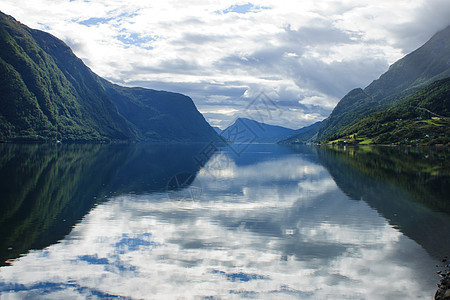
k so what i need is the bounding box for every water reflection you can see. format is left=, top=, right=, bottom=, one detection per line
left=315, top=145, right=450, bottom=259
left=0, top=144, right=448, bottom=299
left=0, top=143, right=207, bottom=266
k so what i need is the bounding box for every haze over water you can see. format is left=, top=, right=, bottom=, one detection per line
left=0, top=143, right=449, bottom=299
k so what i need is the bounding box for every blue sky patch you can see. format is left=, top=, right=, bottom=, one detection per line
left=77, top=252, right=137, bottom=273
left=115, top=33, right=156, bottom=50
left=212, top=270, right=269, bottom=282
left=78, top=254, right=109, bottom=265
left=0, top=281, right=131, bottom=298
left=220, top=3, right=270, bottom=14
left=78, top=17, right=113, bottom=26
left=114, top=233, right=160, bottom=254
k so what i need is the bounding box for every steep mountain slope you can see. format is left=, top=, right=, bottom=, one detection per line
left=0, top=11, right=220, bottom=143
left=315, top=88, right=376, bottom=142
left=328, top=77, right=450, bottom=145
left=0, top=12, right=132, bottom=141
left=278, top=120, right=323, bottom=144
left=101, top=80, right=221, bottom=142
left=364, top=26, right=450, bottom=103
left=221, top=117, right=293, bottom=143
left=286, top=25, right=450, bottom=143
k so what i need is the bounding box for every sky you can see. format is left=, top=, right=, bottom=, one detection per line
left=2, top=0, right=450, bottom=129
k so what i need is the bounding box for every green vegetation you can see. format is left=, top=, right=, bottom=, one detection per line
left=326, top=77, right=450, bottom=146
left=0, top=13, right=132, bottom=142
left=0, top=12, right=220, bottom=143
left=284, top=25, right=450, bottom=145
left=316, top=88, right=377, bottom=141
left=102, top=81, right=221, bottom=143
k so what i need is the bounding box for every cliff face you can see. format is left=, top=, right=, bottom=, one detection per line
left=0, top=11, right=220, bottom=143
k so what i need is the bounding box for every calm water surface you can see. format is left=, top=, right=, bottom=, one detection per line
left=0, top=143, right=449, bottom=299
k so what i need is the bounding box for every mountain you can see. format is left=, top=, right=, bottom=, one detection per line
left=364, top=26, right=450, bottom=103
left=0, top=11, right=220, bottom=143
left=101, top=80, right=220, bottom=142
left=286, top=25, right=450, bottom=144
left=327, top=77, right=450, bottom=145
left=315, top=88, right=376, bottom=142
left=278, top=120, right=323, bottom=144
left=221, top=117, right=294, bottom=143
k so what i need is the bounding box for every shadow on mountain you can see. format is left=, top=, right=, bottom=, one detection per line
left=0, top=143, right=210, bottom=266
left=314, top=145, right=450, bottom=259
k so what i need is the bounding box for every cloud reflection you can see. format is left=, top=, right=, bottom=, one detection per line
left=0, top=147, right=438, bottom=299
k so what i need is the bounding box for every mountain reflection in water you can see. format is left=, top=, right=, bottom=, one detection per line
left=0, top=143, right=448, bottom=299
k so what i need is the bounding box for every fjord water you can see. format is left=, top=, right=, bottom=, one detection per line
left=0, top=144, right=449, bottom=299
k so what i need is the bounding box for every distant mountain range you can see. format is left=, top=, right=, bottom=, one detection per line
left=282, top=25, right=450, bottom=145
left=278, top=121, right=323, bottom=144
left=1, top=10, right=449, bottom=146
left=0, top=11, right=220, bottom=143
left=221, top=117, right=294, bottom=143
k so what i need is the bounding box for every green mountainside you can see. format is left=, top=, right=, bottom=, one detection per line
left=364, top=26, right=450, bottom=103
left=0, top=12, right=132, bottom=141
left=283, top=25, right=450, bottom=144
left=327, top=77, right=450, bottom=146
left=101, top=80, right=220, bottom=142
left=0, top=12, right=219, bottom=143
left=315, top=88, right=375, bottom=142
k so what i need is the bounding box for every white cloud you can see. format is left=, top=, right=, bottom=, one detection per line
left=1, top=0, right=448, bottom=129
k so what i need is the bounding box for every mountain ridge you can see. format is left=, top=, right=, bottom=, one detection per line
left=284, top=25, right=450, bottom=144
left=0, top=11, right=220, bottom=143
left=327, top=77, right=450, bottom=146
left=278, top=120, right=323, bottom=144
left=221, top=117, right=294, bottom=143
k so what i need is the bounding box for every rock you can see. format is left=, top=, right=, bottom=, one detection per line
left=436, top=259, right=450, bottom=300
left=436, top=273, right=450, bottom=299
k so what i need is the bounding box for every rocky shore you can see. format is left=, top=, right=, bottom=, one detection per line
left=436, top=257, right=450, bottom=300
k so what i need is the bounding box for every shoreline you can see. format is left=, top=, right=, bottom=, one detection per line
left=436, top=257, right=450, bottom=299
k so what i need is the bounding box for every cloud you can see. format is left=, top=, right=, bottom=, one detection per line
left=389, top=0, right=450, bottom=53
left=1, top=0, right=448, bottom=129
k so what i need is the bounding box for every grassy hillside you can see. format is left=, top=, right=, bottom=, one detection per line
left=315, top=88, right=376, bottom=141
left=0, top=11, right=221, bottom=143
left=326, top=77, right=450, bottom=146
left=364, top=26, right=450, bottom=103
left=0, top=12, right=132, bottom=142
left=285, top=25, right=450, bottom=144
